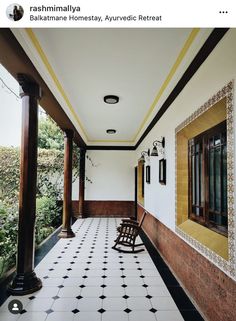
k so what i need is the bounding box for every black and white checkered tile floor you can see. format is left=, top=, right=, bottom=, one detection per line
left=0, top=218, right=184, bottom=321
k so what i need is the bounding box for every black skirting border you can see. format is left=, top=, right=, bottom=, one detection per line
left=140, top=230, right=205, bottom=321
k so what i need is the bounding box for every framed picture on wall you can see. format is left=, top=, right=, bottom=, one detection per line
left=141, top=162, right=145, bottom=197
left=146, top=165, right=151, bottom=184
left=159, top=159, right=166, bottom=185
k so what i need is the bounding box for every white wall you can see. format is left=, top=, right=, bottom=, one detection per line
left=83, top=30, right=236, bottom=231
left=85, top=150, right=136, bottom=200
left=72, top=177, right=79, bottom=200
left=135, top=29, right=236, bottom=231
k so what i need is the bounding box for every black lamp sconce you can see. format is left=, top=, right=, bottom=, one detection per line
left=150, top=137, right=165, bottom=156
left=139, top=137, right=166, bottom=185
left=151, top=137, right=166, bottom=185
left=139, top=150, right=151, bottom=183
left=140, top=149, right=150, bottom=162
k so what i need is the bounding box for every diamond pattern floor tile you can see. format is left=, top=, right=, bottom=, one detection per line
left=0, top=218, right=184, bottom=321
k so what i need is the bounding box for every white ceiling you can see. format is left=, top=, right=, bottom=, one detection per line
left=13, top=28, right=212, bottom=146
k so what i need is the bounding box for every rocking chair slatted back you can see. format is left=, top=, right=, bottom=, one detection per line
left=112, top=211, right=147, bottom=253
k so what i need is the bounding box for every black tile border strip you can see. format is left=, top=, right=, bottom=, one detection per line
left=140, top=230, right=206, bottom=321
left=34, top=225, right=62, bottom=267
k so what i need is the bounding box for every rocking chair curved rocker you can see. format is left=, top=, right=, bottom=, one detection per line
left=112, top=212, right=147, bottom=253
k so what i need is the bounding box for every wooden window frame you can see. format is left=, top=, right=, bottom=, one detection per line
left=188, top=120, right=227, bottom=236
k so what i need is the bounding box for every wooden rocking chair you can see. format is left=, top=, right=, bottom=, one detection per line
left=112, top=212, right=147, bottom=253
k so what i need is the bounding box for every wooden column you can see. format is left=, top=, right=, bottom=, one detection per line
left=58, top=130, right=75, bottom=238
left=78, top=148, right=86, bottom=218
left=8, top=74, right=42, bottom=295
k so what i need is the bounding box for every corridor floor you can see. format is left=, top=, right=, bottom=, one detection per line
left=0, top=218, right=185, bottom=321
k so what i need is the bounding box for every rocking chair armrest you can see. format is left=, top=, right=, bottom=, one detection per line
left=121, top=219, right=138, bottom=224
left=120, top=221, right=140, bottom=230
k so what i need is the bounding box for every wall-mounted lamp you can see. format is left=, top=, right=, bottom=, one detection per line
left=140, top=149, right=150, bottom=162
left=151, top=137, right=165, bottom=156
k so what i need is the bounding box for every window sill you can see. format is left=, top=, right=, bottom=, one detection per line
left=178, top=219, right=228, bottom=260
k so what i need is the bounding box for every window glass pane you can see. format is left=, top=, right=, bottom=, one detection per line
left=214, top=135, right=221, bottom=146
left=209, top=212, right=215, bottom=222
left=221, top=215, right=228, bottom=227
left=200, top=150, right=204, bottom=206
left=195, top=207, right=200, bottom=216
left=188, top=121, right=227, bottom=234
left=196, top=153, right=199, bottom=206
left=209, top=213, right=227, bottom=227
left=209, top=149, right=214, bottom=210
left=221, top=132, right=226, bottom=144
left=215, top=215, right=222, bottom=225
left=215, top=147, right=221, bottom=212
left=209, top=138, right=214, bottom=147
left=192, top=155, right=195, bottom=205
left=222, top=145, right=227, bottom=213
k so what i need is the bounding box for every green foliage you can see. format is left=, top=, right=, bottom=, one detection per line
left=38, top=116, right=64, bottom=151
left=35, top=196, right=61, bottom=245
left=0, top=147, right=20, bottom=203
left=0, top=197, right=62, bottom=279
left=37, top=148, right=64, bottom=199
left=0, top=201, right=18, bottom=277
left=38, top=115, right=81, bottom=192
left=0, top=145, right=66, bottom=280
left=0, top=115, right=82, bottom=279
left=0, top=146, right=65, bottom=202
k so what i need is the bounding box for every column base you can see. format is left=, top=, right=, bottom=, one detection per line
left=77, top=213, right=86, bottom=219
left=58, top=227, right=75, bottom=238
left=8, top=271, right=42, bottom=296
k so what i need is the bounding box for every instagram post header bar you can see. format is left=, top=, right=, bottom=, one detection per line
left=0, top=0, right=235, bottom=28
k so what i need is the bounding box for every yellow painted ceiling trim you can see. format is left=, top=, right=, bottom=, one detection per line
left=132, top=28, right=200, bottom=141
left=26, top=28, right=88, bottom=141
left=26, top=28, right=200, bottom=144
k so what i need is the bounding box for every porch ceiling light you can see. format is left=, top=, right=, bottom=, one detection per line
left=106, top=129, right=117, bottom=134
left=104, top=95, right=119, bottom=104
left=151, top=137, right=165, bottom=156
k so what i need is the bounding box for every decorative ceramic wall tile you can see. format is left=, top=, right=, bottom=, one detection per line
left=175, top=81, right=236, bottom=280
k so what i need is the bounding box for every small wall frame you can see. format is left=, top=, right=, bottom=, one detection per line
left=146, top=165, right=151, bottom=184
left=159, top=159, right=166, bottom=185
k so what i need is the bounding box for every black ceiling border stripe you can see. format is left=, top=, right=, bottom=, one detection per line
left=134, top=28, right=229, bottom=148
left=87, top=28, right=229, bottom=151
